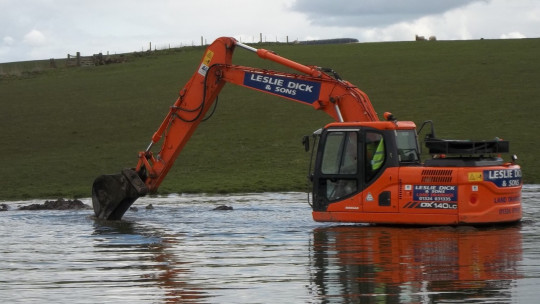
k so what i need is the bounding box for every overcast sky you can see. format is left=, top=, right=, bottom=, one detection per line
left=1, top=0, right=539, bottom=63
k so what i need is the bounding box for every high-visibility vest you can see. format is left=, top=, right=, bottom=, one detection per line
left=371, top=139, right=384, bottom=170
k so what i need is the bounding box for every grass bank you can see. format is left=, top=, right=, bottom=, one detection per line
left=1, top=38, right=538, bottom=200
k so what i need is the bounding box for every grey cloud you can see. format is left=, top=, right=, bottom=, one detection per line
left=291, top=0, right=485, bottom=27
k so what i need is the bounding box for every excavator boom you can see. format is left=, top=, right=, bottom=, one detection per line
left=92, top=37, right=378, bottom=220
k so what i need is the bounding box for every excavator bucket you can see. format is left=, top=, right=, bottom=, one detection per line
left=92, top=169, right=148, bottom=220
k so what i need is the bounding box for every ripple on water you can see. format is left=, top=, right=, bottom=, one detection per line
left=0, top=188, right=539, bottom=303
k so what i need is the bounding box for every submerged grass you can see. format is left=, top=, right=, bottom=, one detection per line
left=1, top=39, right=538, bottom=200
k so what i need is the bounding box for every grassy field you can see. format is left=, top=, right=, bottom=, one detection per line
left=1, top=38, right=538, bottom=200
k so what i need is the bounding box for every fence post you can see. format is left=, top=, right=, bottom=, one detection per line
left=76, top=52, right=81, bottom=67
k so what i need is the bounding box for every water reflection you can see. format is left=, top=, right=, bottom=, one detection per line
left=310, top=224, right=523, bottom=303
left=1, top=190, right=537, bottom=303
left=92, top=219, right=209, bottom=303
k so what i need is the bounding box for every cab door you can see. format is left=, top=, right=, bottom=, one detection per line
left=312, top=129, right=361, bottom=212
left=361, top=129, right=398, bottom=213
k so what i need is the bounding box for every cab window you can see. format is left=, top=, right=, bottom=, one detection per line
left=319, top=131, right=358, bottom=201
left=396, top=130, right=420, bottom=163
left=365, top=131, right=385, bottom=181
left=321, top=131, right=358, bottom=175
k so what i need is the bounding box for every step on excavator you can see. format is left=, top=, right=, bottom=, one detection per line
left=92, top=37, right=522, bottom=225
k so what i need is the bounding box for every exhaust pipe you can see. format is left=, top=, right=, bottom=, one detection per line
left=92, top=169, right=148, bottom=220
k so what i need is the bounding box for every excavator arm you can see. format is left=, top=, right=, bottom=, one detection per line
left=92, top=37, right=378, bottom=220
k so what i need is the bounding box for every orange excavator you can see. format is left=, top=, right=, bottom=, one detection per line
left=92, top=37, right=522, bottom=225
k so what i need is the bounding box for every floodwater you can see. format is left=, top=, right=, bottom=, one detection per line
left=1, top=186, right=539, bottom=303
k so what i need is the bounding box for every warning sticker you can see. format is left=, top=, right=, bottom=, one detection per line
left=203, top=50, right=214, bottom=65
left=198, top=50, right=215, bottom=76
left=468, top=172, right=483, bottom=182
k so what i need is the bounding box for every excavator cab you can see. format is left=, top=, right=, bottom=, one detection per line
left=309, top=120, right=521, bottom=225
left=310, top=121, right=419, bottom=212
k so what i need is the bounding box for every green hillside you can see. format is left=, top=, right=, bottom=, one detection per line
left=1, top=38, right=538, bottom=200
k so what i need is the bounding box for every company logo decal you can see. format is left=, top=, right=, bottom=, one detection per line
left=243, top=72, right=321, bottom=104
left=483, top=169, right=522, bottom=187
left=405, top=185, right=458, bottom=209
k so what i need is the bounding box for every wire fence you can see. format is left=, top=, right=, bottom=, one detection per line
left=0, top=37, right=359, bottom=78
